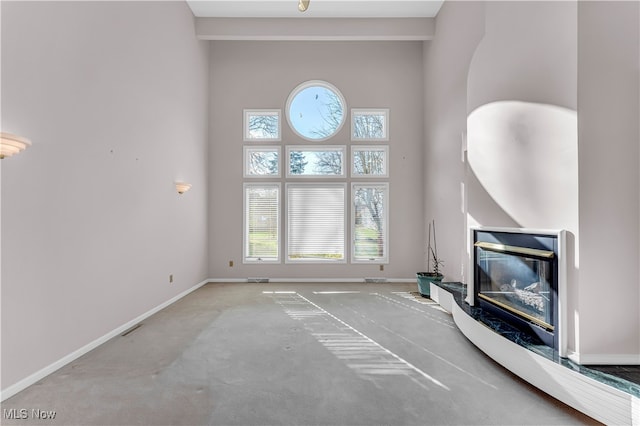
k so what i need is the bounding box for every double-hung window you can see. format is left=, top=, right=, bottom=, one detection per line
left=244, top=184, right=280, bottom=263
left=352, top=183, right=388, bottom=263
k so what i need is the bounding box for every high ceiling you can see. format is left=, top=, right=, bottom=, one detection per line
left=186, top=0, right=445, bottom=18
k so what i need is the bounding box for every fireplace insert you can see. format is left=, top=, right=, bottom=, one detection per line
left=473, top=229, right=560, bottom=349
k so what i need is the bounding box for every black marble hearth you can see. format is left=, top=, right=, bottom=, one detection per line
left=432, top=281, right=640, bottom=398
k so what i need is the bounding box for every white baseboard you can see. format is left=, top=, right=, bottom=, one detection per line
left=1, top=279, right=210, bottom=402
left=207, top=277, right=416, bottom=283
left=568, top=351, right=640, bottom=366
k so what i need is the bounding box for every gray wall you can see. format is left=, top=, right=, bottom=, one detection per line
left=577, top=1, right=640, bottom=362
left=208, top=41, right=426, bottom=280
left=423, top=1, right=485, bottom=284
left=1, top=1, right=210, bottom=390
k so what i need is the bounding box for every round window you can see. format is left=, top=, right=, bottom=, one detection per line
left=286, top=80, right=346, bottom=141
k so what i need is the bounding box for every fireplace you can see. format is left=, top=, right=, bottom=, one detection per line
left=472, top=228, right=566, bottom=352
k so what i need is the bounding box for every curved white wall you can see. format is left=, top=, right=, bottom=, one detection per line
left=465, top=0, right=580, bottom=353
left=467, top=101, right=578, bottom=231
left=467, top=2, right=577, bottom=113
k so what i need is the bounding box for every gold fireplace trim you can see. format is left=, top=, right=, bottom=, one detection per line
left=474, top=241, right=555, bottom=259
left=478, top=293, right=555, bottom=331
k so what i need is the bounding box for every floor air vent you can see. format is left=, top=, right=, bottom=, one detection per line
left=248, top=277, right=270, bottom=283
left=365, top=277, right=387, bottom=283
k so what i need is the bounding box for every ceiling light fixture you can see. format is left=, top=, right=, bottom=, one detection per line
left=298, top=0, right=310, bottom=12
left=0, top=132, right=32, bottom=159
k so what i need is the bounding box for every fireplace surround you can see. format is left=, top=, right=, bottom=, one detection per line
left=470, top=227, right=567, bottom=356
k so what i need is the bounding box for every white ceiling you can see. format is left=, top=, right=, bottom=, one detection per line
left=186, top=0, right=445, bottom=18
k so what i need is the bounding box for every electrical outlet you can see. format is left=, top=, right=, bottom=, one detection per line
left=229, top=260, right=234, bottom=267
left=169, top=274, right=173, bottom=283
left=379, top=265, right=384, bottom=271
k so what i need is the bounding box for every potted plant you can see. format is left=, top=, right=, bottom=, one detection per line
left=416, top=219, right=444, bottom=297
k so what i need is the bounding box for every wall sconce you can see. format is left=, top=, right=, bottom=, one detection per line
left=175, top=182, right=192, bottom=194
left=298, top=0, right=310, bottom=12
left=0, top=132, right=32, bottom=159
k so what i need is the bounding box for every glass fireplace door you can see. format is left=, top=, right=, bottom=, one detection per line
left=475, top=242, right=554, bottom=331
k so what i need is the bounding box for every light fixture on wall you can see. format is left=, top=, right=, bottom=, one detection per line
left=0, top=132, right=32, bottom=159
left=298, top=0, right=310, bottom=12
left=175, top=182, right=192, bottom=194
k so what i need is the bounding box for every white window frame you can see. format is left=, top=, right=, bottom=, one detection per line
left=286, top=80, right=347, bottom=142
left=243, top=146, right=281, bottom=178
left=351, top=183, right=389, bottom=264
left=285, top=182, right=347, bottom=264
left=243, top=183, right=281, bottom=263
left=351, top=145, right=389, bottom=178
left=351, top=108, right=389, bottom=141
left=286, top=145, right=347, bottom=178
left=244, top=109, right=281, bottom=141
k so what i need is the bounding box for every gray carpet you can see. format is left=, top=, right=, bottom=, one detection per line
left=1, top=282, right=598, bottom=425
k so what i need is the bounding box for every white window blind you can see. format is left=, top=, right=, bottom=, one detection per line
left=244, top=184, right=280, bottom=262
left=287, top=184, right=345, bottom=262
